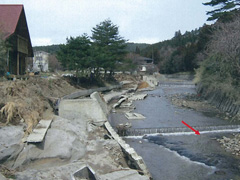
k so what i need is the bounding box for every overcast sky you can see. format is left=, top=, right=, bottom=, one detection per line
left=1, top=0, right=212, bottom=46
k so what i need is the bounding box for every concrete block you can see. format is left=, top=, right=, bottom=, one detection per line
left=125, top=113, right=146, bottom=120
left=59, top=99, right=107, bottom=126
left=104, top=122, right=151, bottom=178
left=27, top=119, right=52, bottom=143
left=128, top=94, right=147, bottom=101
left=90, top=92, right=109, bottom=115
left=113, top=97, right=127, bottom=109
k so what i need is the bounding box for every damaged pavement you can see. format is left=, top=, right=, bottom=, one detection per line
left=0, top=75, right=159, bottom=180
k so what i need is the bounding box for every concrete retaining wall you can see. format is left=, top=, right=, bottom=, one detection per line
left=104, top=122, right=151, bottom=179
left=197, top=84, right=240, bottom=118
left=62, top=85, right=122, bottom=100
left=59, top=89, right=151, bottom=178
left=59, top=98, right=107, bottom=126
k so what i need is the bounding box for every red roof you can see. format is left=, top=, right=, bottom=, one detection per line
left=0, top=5, right=23, bottom=39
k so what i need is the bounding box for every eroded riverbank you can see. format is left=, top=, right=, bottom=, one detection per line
left=109, top=77, right=240, bottom=180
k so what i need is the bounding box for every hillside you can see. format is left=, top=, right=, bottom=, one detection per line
left=33, top=44, right=61, bottom=54
left=33, top=43, right=150, bottom=54
left=141, top=26, right=212, bottom=74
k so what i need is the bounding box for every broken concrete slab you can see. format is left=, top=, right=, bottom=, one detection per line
left=90, top=92, right=109, bottom=115
left=59, top=99, right=107, bottom=126
left=113, top=97, right=128, bottom=109
left=27, top=119, right=52, bottom=143
left=125, top=113, right=146, bottom=120
left=120, top=102, right=134, bottom=108
left=103, top=89, right=129, bottom=103
left=104, top=122, right=151, bottom=178
left=128, top=94, right=148, bottom=101
left=142, top=75, right=159, bottom=88
left=62, top=85, right=122, bottom=100
left=71, top=165, right=97, bottom=180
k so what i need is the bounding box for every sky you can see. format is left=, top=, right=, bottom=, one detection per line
left=1, top=0, right=213, bottom=46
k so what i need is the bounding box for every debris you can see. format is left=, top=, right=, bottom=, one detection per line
left=137, top=82, right=149, bottom=89
left=26, top=119, right=52, bottom=143
left=120, top=102, right=134, bottom=108
left=125, top=113, right=146, bottom=120
left=0, top=102, right=16, bottom=125
left=128, top=94, right=147, bottom=101
left=113, top=97, right=127, bottom=109
left=217, top=133, right=240, bottom=156
left=116, top=123, right=132, bottom=136
left=71, top=165, right=97, bottom=180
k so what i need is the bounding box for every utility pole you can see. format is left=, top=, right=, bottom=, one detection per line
left=152, top=46, right=154, bottom=64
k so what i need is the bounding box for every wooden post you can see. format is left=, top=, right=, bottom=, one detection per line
left=17, top=52, right=19, bottom=75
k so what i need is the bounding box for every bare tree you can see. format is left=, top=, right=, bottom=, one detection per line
left=48, top=54, right=62, bottom=72
left=207, top=14, right=240, bottom=77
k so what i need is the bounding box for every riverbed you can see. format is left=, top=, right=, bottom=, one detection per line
left=109, top=79, right=240, bottom=180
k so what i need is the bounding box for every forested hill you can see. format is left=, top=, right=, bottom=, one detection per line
left=126, top=43, right=150, bottom=53
left=33, top=45, right=61, bottom=54
left=33, top=43, right=150, bottom=54
left=141, top=26, right=212, bottom=74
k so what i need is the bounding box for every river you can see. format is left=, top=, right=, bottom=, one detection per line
left=109, top=78, right=240, bottom=180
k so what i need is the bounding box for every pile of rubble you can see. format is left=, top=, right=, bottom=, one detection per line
left=217, top=134, right=240, bottom=156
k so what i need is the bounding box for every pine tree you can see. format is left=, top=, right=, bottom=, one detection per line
left=203, top=0, right=240, bottom=21
left=91, top=19, right=127, bottom=77
left=57, top=34, right=91, bottom=77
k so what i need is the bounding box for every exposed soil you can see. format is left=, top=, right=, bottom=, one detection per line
left=137, top=82, right=149, bottom=89
left=0, top=76, right=80, bottom=134
left=168, top=93, right=233, bottom=120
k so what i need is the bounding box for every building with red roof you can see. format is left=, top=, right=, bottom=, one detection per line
left=0, top=4, right=33, bottom=75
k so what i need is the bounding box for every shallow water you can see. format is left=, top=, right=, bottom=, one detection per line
left=109, top=80, right=240, bottom=180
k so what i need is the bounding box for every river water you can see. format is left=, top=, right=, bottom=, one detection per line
left=109, top=79, right=240, bottom=180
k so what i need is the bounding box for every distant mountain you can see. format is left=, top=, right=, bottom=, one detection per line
left=33, top=45, right=61, bottom=54
left=126, top=42, right=150, bottom=53
left=33, top=42, right=151, bottom=54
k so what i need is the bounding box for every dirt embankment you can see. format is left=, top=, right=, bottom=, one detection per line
left=0, top=77, right=80, bottom=134
left=169, top=93, right=236, bottom=120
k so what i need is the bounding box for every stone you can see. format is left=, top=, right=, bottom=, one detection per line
left=125, top=113, right=146, bottom=120
left=13, top=116, right=87, bottom=168
left=0, top=125, right=24, bottom=164
left=27, top=119, right=52, bottom=143
left=128, top=94, right=148, bottom=101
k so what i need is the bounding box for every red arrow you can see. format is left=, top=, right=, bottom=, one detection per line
left=181, top=121, right=200, bottom=135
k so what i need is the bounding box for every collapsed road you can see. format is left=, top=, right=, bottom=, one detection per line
left=0, top=75, right=151, bottom=180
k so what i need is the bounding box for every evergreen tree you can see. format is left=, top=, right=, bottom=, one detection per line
left=91, top=19, right=127, bottom=77
left=203, top=0, right=240, bottom=21
left=135, top=46, right=140, bottom=54
left=57, top=34, right=91, bottom=77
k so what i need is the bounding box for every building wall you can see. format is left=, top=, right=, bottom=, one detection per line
left=33, top=51, right=49, bottom=72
